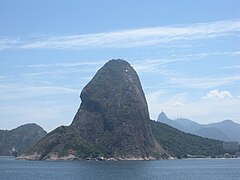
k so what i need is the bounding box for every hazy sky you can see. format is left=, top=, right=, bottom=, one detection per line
left=0, top=0, right=239, bottom=132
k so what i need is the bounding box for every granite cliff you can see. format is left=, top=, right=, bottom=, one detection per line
left=18, top=59, right=169, bottom=160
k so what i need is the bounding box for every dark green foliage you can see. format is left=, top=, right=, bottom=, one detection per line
left=150, top=120, right=224, bottom=158
left=24, top=125, right=109, bottom=160
left=62, top=140, right=106, bottom=159
left=0, top=124, right=47, bottom=156
left=25, top=127, right=66, bottom=159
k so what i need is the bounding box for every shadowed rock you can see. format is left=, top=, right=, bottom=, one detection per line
left=18, top=59, right=169, bottom=160
left=0, top=123, right=47, bottom=156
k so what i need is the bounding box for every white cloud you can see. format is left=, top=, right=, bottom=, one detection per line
left=146, top=91, right=186, bottom=119
left=222, top=65, right=240, bottom=70
left=0, top=102, right=77, bottom=132
left=22, top=19, right=240, bottom=49
left=132, top=51, right=240, bottom=74
left=146, top=90, right=240, bottom=123
left=132, top=59, right=169, bottom=73
left=131, top=50, right=240, bottom=76
left=26, top=61, right=104, bottom=68
left=1, top=19, right=240, bottom=50
left=171, top=101, right=185, bottom=107
left=0, top=84, right=79, bottom=100
left=0, top=84, right=81, bottom=131
left=202, top=89, right=232, bottom=100
left=175, top=51, right=240, bottom=59
left=133, top=61, right=161, bottom=73
left=0, top=38, right=19, bottom=50
left=169, top=76, right=240, bottom=89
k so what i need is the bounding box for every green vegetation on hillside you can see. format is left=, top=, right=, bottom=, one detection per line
left=0, top=123, right=47, bottom=156
left=62, top=139, right=106, bottom=159
left=25, top=125, right=108, bottom=160
left=150, top=120, right=223, bottom=158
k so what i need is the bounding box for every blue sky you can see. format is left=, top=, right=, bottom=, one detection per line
left=0, top=0, right=240, bottom=132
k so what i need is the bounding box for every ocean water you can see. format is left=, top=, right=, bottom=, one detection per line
left=0, top=157, right=239, bottom=180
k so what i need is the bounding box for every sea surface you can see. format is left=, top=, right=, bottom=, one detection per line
left=0, top=156, right=239, bottom=180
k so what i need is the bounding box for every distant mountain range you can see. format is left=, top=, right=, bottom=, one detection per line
left=0, top=123, right=47, bottom=156
left=157, top=112, right=240, bottom=143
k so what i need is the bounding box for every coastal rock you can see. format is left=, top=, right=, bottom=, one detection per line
left=19, top=59, right=169, bottom=160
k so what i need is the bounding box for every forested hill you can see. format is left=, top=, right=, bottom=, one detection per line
left=150, top=120, right=223, bottom=158
left=0, top=123, right=47, bottom=156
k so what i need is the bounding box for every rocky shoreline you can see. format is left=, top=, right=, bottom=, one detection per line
left=17, top=152, right=164, bottom=161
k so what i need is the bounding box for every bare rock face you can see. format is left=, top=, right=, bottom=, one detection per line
left=19, top=59, right=169, bottom=160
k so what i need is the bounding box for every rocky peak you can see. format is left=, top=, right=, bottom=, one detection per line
left=158, top=111, right=169, bottom=122
left=72, top=59, right=149, bottom=128
left=19, top=59, right=169, bottom=160
left=71, top=59, right=166, bottom=159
